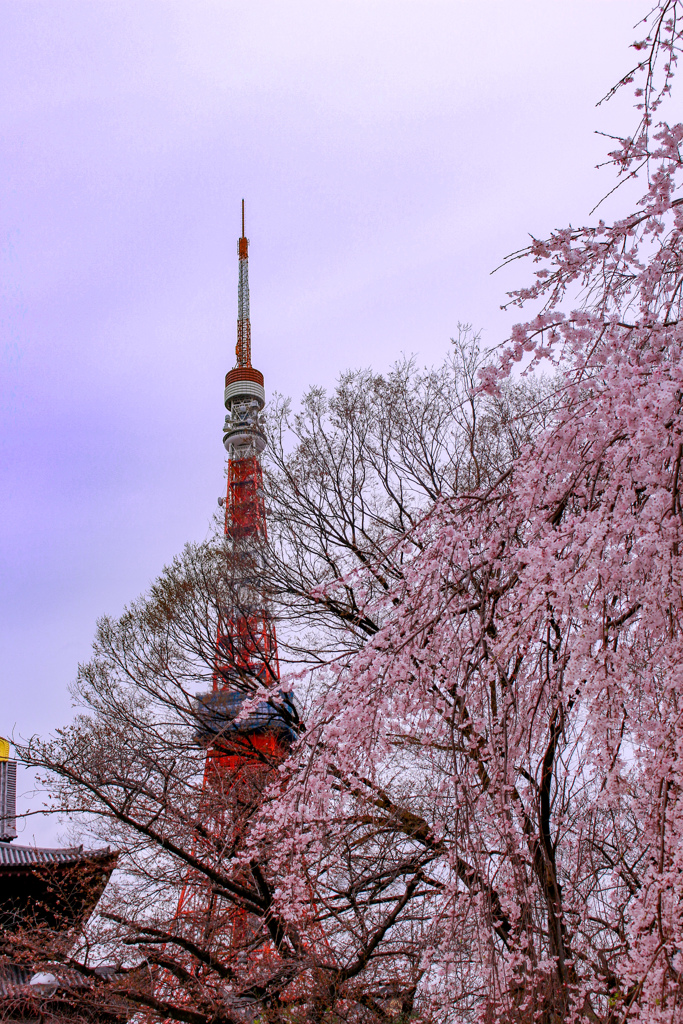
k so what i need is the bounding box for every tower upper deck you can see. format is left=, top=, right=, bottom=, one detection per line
left=223, top=202, right=266, bottom=454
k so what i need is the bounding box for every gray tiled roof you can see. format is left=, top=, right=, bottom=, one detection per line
left=0, top=844, right=110, bottom=867
left=0, top=963, right=115, bottom=997
left=0, top=964, right=30, bottom=998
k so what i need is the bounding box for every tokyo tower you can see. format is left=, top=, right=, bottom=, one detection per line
left=174, top=202, right=297, bottom=964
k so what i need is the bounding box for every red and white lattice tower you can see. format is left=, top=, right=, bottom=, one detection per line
left=173, top=202, right=296, bottom=968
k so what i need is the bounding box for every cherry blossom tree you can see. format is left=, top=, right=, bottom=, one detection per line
left=13, top=341, right=525, bottom=1024
left=279, top=3, right=683, bottom=1021
left=15, top=3, right=683, bottom=1022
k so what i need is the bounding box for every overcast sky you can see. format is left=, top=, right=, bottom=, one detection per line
left=0, top=0, right=646, bottom=841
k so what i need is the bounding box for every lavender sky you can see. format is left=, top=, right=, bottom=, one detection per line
left=1, top=1, right=644, bottom=840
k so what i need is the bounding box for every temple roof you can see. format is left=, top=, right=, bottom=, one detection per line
left=0, top=843, right=96, bottom=867
left=0, top=963, right=130, bottom=1022
left=0, top=843, right=118, bottom=932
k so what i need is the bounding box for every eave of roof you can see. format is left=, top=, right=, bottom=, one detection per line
left=0, top=844, right=114, bottom=869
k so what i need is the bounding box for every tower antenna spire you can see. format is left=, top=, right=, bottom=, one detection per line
left=236, top=200, right=251, bottom=367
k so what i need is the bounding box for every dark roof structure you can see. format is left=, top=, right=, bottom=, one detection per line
left=0, top=844, right=121, bottom=1022
left=0, top=843, right=95, bottom=865
left=0, top=843, right=118, bottom=932
left=0, top=962, right=131, bottom=1024
left=0, top=751, right=121, bottom=1021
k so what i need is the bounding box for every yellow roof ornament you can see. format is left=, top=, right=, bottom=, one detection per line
left=0, top=738, right=10, bottom=761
